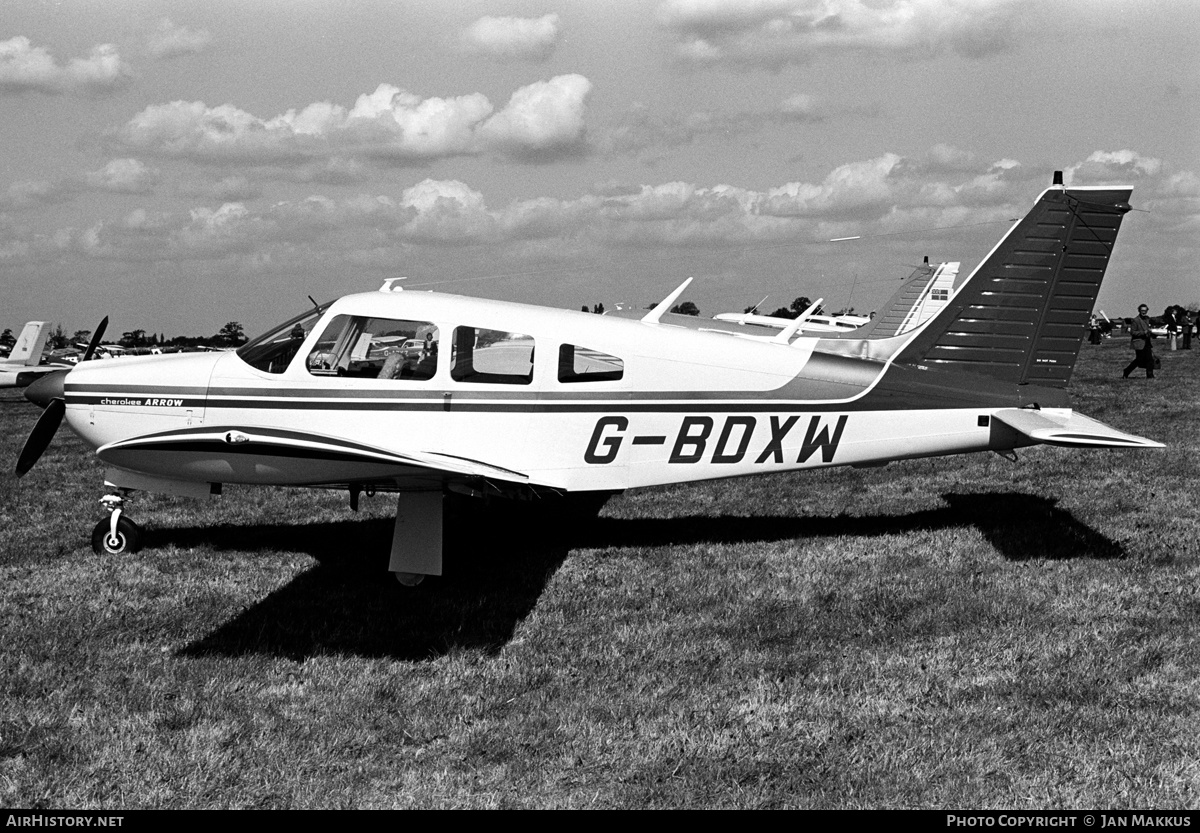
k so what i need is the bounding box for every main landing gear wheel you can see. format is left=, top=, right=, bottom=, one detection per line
left=91, top=516, right=143, bottom=555
left=393, top=571, right=426, bottom=587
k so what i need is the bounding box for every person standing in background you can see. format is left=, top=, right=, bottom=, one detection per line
left=1124, top=304, right=1156, bottom=379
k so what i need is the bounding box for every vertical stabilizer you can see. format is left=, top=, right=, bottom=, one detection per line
left=895, top=181, right=1132, bottom=387
left=8, top=322, right=51, bottom=366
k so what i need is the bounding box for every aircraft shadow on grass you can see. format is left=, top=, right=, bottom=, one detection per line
left=175, top=490, right=1122, bottom=662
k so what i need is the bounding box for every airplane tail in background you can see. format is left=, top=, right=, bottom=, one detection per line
left=894, top=177, right=1133, bottom=388
left=859, top=260, right=960, bottom=339
left=7, top=321, right=51, bottom=366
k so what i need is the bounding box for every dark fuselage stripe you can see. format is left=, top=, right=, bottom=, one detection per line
left=113, top=440, right=412, bottom=465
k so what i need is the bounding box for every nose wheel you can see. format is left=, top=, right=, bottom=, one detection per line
left=91, top=494, right=143, bottom=555
left=392, top=571, right=425, bottom=587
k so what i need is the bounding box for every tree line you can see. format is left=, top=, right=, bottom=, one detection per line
left=0, top=322, right=249, bottom=352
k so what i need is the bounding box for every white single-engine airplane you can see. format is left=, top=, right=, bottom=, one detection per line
left=16, top=174, right=1162, bottom=584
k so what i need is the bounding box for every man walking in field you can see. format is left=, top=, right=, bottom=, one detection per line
left=1123, top=304, right=1156, bottom=379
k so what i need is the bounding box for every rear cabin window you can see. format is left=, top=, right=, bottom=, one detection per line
left=450, top=327, right=534, bottom=384
left=306, top=315, right=439, bottom=380
left=558, top=344, right=624, bottom=383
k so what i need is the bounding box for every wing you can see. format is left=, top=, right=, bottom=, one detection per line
left=96, top=425, right=533, bottom=484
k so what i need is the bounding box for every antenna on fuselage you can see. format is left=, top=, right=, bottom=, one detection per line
left=641, top=277, right=693, bottom=325
left=380, top=277, right=407, bottom=292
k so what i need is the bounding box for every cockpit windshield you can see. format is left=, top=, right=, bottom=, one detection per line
left=236, top=303, right=330, bottom=374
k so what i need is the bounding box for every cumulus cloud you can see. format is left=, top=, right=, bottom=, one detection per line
left=477, top=74, right=592, bottom=158
left=759, top=154, right=903, bottom=218
left=121, top=208, right=171, bottom=231
left=48, top=153, right=1003, bottom=258
left=399, top=179, right=495, bottom=242
left=189, top=202, right=249, bottom=232
left=14, top=150, right=1193, bottom=301
left=914, top=143, right=979, bottom=173
left=84, top=158, right=159, bottom=193
left=0, top=36, right=132, bottom=95
left=1, top=178, right=70, bottom=210
left=598, top=93, right=835, bottom=158
left=176, top=174, right=261, bottom=202
left=462, top=14, right=560, bottom=62
left=4, top=162, right=161, bottom=210
left=1159, top=171, right=1200, bottom=199
left=147, top=18, right=213, bottom=59
left=778, top=93, right=822, bottom=121
left=1065, top=150, right=1163, bottom=185
left=109, top=75, right=592, bottom=164
left=657, top=0, right=1029, bottom=67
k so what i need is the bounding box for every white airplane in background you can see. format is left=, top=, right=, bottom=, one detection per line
left=16, top=174, right=1162, bottom=586
left=712, top=304, right=869, bottom=333
left=711, top=259, right=957, bottom=337
left=0, top=322, right=74, bottom=388
left=712, top=307, right=861, bottom=333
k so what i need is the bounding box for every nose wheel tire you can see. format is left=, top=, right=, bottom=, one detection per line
left=91, top=516, right=143, bottom=555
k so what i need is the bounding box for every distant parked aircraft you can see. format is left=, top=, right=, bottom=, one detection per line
left=0, top=322, right=73, bottom=388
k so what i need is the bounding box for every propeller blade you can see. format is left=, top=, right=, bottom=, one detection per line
left=16, top=398, right=65, bottom=477
left=82, top=317, right=109, bottom=362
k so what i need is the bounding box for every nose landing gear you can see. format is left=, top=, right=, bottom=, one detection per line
left=91, top=493, right=143, bottom=555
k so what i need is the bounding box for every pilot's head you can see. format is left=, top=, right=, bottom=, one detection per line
left=1138, top=305, right=1149, bottom=316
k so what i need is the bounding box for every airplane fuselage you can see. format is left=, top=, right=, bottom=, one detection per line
left=60, top=287, right=1054, bottom=497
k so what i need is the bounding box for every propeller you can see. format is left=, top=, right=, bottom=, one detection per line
left=15, top=316, right=107, bottom=477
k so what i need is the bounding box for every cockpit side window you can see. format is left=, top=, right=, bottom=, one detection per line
left=558, top=344, right=624, bottom=383
left=306, top=316, right=439, bottom=380
left=450, top=326, right=534, bottom=384
left=237, top=305, right=328, bottom=374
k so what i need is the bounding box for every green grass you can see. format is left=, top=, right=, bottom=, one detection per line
left=1, top=340, right=1198, bottom=808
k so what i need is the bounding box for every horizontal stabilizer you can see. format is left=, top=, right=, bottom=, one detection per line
left=991, top=409, right=1164, bottom=449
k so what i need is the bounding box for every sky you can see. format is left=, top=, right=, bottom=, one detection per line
left=1, top=0, right=1197, bottom=339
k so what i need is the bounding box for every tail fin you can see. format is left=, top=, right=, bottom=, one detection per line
left=8, top=322, right=51, bottom=366
left=895, top=178, right=1132, bottom=387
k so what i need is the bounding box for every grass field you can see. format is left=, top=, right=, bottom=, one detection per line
left=1, top=340, right=1198, bottom=809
